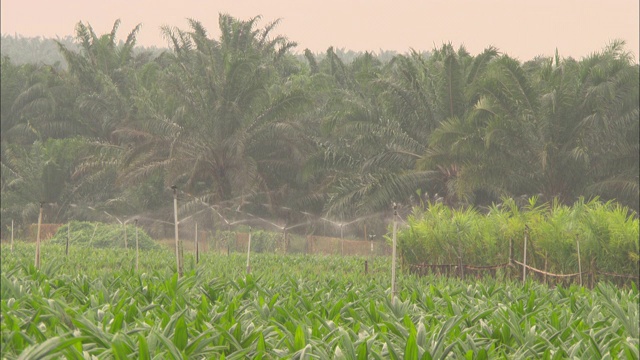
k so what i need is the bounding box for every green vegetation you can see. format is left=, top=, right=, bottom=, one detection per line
left=1, top=17, right=638, bottom=357
left=1, top=15, right=638, bottom=241
left=397, top=197, right=639, bottom=277
left=48, top=221, right=161, bottom=250
left=1, top=244, right=638, bottom=358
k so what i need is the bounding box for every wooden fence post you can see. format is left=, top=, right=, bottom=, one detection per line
left=508, top=237, right=513, bottom=265
left=66, top=222, right=70, bottom=256
left=544, top=251, right=548, bottom=285
left=195, top=223, right=199, bottom=264
left=457, top=225, right=464, bottom=279
left=246, top=227, right=252, bottom=274
left=391, top=203, right=398, bottom=303
left=522, top=226, right=528, bottom=284
left=590, top=257, right=596, bottom=289
left=172, top=185, right=182, bottom=278
left=88, top=223, right=98, bottom=247
left=10, top=220, right=14, bottom=252
left=135, top=219, right=139, bottom=272
left=576, top=237, right=582, bottom=287
left=35, top=203, right=43, bottom=269
left=340, top=224, right=344, bottom=256
left=283, top=229, right=288, bottom=254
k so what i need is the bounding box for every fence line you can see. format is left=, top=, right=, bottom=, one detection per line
left=512, top=260, right=582, bottom=278
left=464, top=263, right=511, bottom=271
left=596, top=270, right=640, bottom=279
left=197, top=232, right=393, bottom=257
left=409, top=260, right=638, bottom=287
left=410, top=263, right=511, bottom=272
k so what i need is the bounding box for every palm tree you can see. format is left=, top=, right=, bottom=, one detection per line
left=318, top=44, right=500, bottom=217
left=422, top=41, right=639, bottom=209
left=119, top=15, right=310, bottom=218
left=1, top=57, right=80, bottom=145
left=51, top=20, right=172, bottom=217
left=56, top=19, right=144, bottom=142
left=422, top=53, right=540, bottom=204
left=577, top=42, right=639, bottom=210
left=1, top=138, right=88, bottom=231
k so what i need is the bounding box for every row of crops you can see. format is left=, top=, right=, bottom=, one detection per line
left=397, top=198, right=639, bottom=280
left=2, top=243, right=638, bottom=359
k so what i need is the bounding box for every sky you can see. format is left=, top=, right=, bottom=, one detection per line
left=1, top=0, right=638, bottom=62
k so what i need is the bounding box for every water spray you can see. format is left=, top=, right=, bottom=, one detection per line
left=176, top=189, right=396, bottom=257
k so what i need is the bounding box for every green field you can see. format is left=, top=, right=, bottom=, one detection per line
left=1, top=243, right=638, bottom=359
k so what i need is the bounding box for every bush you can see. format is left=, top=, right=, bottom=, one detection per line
left=49, top=221, right=161, bottom=250
left=250, top=230, right=282, bottom=253
left=397, top=197, right=639, bottom=276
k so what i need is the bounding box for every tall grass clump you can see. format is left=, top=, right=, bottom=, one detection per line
left=398, top=197, right=639, bottom=277
left=48, top=221, right=161, bottom=250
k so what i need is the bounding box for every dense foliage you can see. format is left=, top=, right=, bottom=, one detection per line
left=1, top=245, right=638, bottom=358
left=397, top=197, right=639, bottom=277
left=48, top=221, right=161, bottom=250
left=1, top=15, right=638, bottom=241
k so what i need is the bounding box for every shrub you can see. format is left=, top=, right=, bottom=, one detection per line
left=49, top=221, right=161, bottom=250
left=397, top=197, right=639, bottom=276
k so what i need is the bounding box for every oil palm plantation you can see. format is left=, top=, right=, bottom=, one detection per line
left=56, top=19, right=143, bottom=142
left=422, top=41, right=639, bottom=210
left=52, top=20, right=166, bottom=216
left=1, top=138, right=88, bottom=229
left=119, top=15, right=311, bottom=219
left=0, top=56, right=85, bottom=233
left=1, top=57, right=81, bottom=146
left=317, top=44, right=500, bottom=218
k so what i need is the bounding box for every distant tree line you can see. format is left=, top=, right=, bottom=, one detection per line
left=1, top=33, right=403, bottom=69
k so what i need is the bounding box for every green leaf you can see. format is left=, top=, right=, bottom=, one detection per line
left=420, top=350, right=433, bottom=360
left=294, top=324, right=306, bottom=351
left=138, top=333, right=151, bottom=360
left=17, top=336, right=85, bottom=360
left=339, top=331, right=357, bottom=359
left=357, top=341, right=369, bottom=360
left=111, top=334, right=131, bottom=359
left=152, top=329, right=184, bottom=360
left=110, top=312, right=124, bottom=333
left=257, top=332, right=266, bottom=353
left=476, top=348, right=488, bottom=360
left=173, top=314, right=188, bottom=351
left=226, top=348, right=252, bottom=360
left=404, top=331, right=418, bottom=360
left=383, top=336, right=400, bottom=360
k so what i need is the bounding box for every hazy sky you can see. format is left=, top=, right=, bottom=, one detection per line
left=2, top=0, right=638, bottom=61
